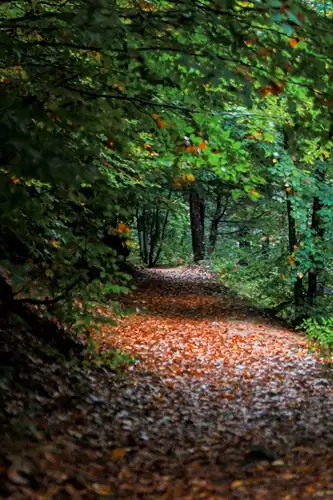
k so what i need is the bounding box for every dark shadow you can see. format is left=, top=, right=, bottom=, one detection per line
left=127, top=268, right=285, bottom=327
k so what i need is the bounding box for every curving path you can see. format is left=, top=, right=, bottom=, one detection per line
left=2, top=266, right=333, bottom=499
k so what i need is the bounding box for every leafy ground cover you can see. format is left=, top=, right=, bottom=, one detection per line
left=2, top=267, right=333, bottom=499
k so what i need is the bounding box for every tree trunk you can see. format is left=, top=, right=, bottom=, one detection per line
left=286, top=190, right=304, bottom=308
left=137, top=207, right=150, bottom=265
left=208, top=194, right=230, bottom=253
left=307, top=170, right=325, bottom=306
left=189, top=189, right=205, bottom=262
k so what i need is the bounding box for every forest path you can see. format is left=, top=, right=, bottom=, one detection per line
left=2, top=266, right=333, bottom=499
left=96, top=266, right=333, bottom=498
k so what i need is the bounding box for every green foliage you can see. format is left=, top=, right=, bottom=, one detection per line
left=302, top=317, right=333, bottom=358
left=83, top=339, right=134, bottom=370
left=1, top=0, right=333, bottom=334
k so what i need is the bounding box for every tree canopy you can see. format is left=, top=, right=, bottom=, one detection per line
left=1, top=0, right=333, bottom=329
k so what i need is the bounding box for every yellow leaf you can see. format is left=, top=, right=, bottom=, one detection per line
left=231, top=480, right=244, bottom=488
left=20, top=69, right=28, bottom=81
left=50, top=240, right=60, bottom=248
left=95, top=52, right=102, bottom=62
left=111, top=448, right=126, bottom=461
left=323, top=151, right=330, bottom=158
left=184, top=173, right=195, bottom=182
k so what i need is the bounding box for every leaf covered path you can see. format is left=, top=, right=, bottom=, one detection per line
left=99, top=266, right=333, bottom=498
left=2, top=266, right=333, bottom=499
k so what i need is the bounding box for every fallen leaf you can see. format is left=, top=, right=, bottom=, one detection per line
left=111, top=448, right=127, bottom=461
left=7, top=466, right=29, bottom=486
left=90, top=483, right=113, bottom=495
left=231, top=480, right=244, bottom=488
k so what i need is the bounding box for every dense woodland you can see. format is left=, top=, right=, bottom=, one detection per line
left=2, top=1, right=333, bottom=497
left=1, top=0, right=333, bottom=330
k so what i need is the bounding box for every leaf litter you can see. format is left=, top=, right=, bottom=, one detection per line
left=1, top=265, right=333, bottom=498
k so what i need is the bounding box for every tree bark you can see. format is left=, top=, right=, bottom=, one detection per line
left=189, top=188, right=205, bottom=262
left=137, top=207, right=148, bottom=264
left=286, top=190, right=304, bottom=308
left=307, top=169, right=326, bottom=306
left=208, top=194, right=230, bottom=252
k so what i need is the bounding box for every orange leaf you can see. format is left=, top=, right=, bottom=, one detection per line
left=199, top=141, right=207, bottom=150
left=115, top=223, right=130, bottom=234
left=259, top=86, right=272, bottom=97
left=222, top=393, right=235, bottom=399
left=289, top=38, right=299, bottom=48
left=287, top=255, right=295, bottom=265
left=156, top=119, right=166, bottom=128
left=111, top=448, right=126, bottom=461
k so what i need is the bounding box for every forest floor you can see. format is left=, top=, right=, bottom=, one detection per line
left=2, top=266, right=333, bottom=499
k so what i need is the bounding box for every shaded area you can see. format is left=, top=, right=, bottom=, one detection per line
left=1, top=267, right=333, bottom=498
left=126, top=266, right=284, bottom=323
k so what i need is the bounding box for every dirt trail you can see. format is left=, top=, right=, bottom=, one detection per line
left=2, top=266, right=333, bottom=499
